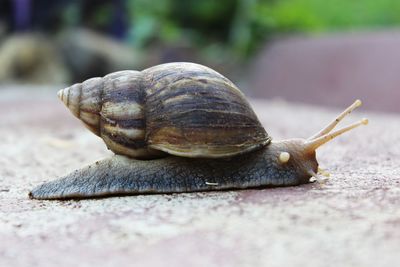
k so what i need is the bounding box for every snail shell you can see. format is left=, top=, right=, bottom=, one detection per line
left=58, top=62, right=271, bottom=159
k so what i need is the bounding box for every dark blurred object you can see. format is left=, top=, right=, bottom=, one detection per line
left=80, top=0, right=128, bottom=39
left=1, top=0, right=128, bottom=37
left=14, top=0, right=31, bottom=31
left=0, top=22, right=5, bottom=42
left=57, top=28, right=142, bottom=82
left=249, top=31, right=400, bottom=113
left=0, top=34, right=69, bottom=84
left=1, top=0, right=68, bottom=33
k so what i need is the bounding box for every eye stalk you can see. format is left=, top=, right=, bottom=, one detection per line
left=304, top=99, right=368, bottom=152
left=278, top=152, right=290, bottom=164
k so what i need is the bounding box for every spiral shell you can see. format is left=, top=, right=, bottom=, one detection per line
left=58, top=62, right=271, bottom=159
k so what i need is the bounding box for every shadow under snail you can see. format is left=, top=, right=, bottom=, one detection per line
left=29, top=62, right=368, bottom=200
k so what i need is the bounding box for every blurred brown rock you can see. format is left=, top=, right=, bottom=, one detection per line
left=249, top=31, right=400, bottom=113
left=57, top=29, right=143, bottom=83
left=0, top=29, right=144, bottom=85
left=0, top=34, right=69, bottom=84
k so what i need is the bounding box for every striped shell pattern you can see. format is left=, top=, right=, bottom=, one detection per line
left=58, top=62, right=271, bottom=159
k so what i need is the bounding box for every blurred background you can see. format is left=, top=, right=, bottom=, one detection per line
left=0, top=0, right=399, bottom=112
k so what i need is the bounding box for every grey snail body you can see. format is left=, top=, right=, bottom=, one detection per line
left=29, top=62, right=367, bottom=200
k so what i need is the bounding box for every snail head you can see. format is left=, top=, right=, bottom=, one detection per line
left=271, top=100, right=368, bottom=183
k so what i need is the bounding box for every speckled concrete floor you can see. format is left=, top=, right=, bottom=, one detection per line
left=0, top=88, right=399, bottom=267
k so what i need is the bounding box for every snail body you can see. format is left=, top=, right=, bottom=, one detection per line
left=30, top=62, right=367, bottom=200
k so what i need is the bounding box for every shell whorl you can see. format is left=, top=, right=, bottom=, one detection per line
left=58, top=77, right=102, bottom=135
left=58, top=62, right=271, bottom=159
left=58, top=70, right=163, bottom=159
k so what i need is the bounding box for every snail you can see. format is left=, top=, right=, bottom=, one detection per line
left=29, top=62, right=368, bottom=200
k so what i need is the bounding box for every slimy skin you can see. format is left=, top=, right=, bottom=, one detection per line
left=29, top=140, right=318, bottom=200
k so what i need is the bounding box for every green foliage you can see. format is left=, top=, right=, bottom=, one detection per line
left=126, top=0, right=267, bottom=59
left=265, top=0, right=400, bottom=32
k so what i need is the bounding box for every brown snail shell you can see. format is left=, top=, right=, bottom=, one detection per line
left=58, top=62, right=271, bottom=159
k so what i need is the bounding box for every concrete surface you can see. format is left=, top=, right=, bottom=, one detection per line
left=249, top=31, right=400, bottom=113
left=0, top=88, right=399, bottom=267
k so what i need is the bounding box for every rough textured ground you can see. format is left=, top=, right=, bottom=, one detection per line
left=0, top=88, right=399, bottom=267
